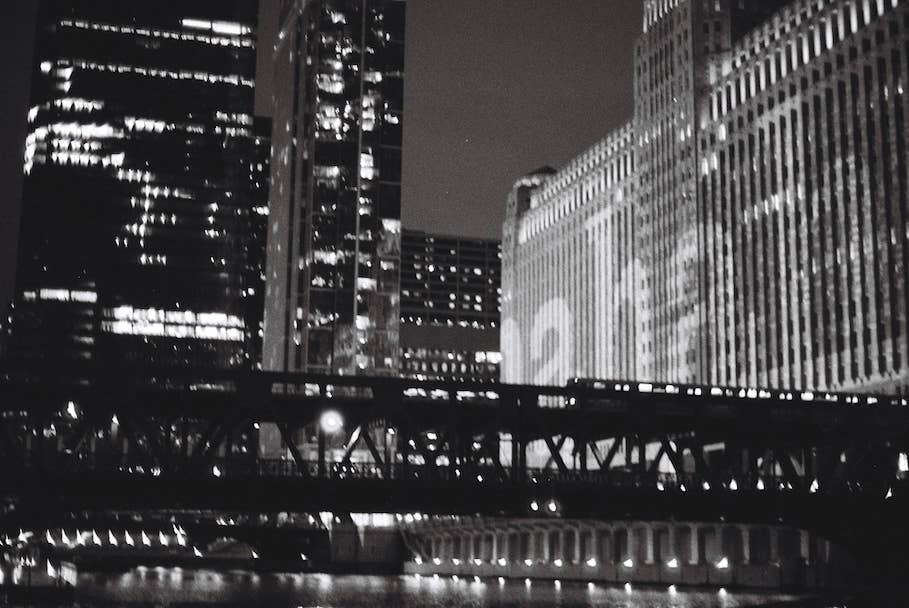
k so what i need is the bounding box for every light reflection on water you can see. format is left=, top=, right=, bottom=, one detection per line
left=69, top=569, right=797, bottom=608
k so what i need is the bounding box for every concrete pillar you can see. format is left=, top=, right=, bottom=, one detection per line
left=527, top=530, right=536, bottom=562
left=644, top=525, right=655, bottom=564
left=588, top=529, right=598, bottom=562
left=667, top=526, right=677, bottom=563
left=558, top=530, right=566, bottom=562
left=626, top=527, right=636, bottom=563
left=800, top=530, right=812, bottom=565
left=689, top=525, right=699, bottom=565
left=741, top=526, right=751, bottom=565
left=542, top=530, right=550, bottom=562
left=490, top=533, right=497, bottom=562
left=500, top=532, right=509, bottom=562
left=769, top=528, right=779, bottom=565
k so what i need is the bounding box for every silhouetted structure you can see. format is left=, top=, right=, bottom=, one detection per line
left=10, top=0, right=265, bottom=370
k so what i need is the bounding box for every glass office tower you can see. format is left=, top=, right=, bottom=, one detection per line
left=265, top=0, right=406, bottom=376
left=10, top=0, right=263, bottom=371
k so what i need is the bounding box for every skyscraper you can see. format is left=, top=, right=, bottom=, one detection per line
left=264, top=0, right=406, bottom=376
left=245, top=117, right=273, bottom=369
left=634, top=0, right=790, bottom=384
left=10, top=0, right=263, bottom=371
left=502, top=0, right=909, bottom=394
left=400, top=229, right=501, bottom=383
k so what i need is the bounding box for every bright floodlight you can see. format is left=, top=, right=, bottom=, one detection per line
left=319, top=410, right=344, bottom=434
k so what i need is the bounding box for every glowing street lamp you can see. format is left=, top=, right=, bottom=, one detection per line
left=319, top=410, right=344, bottom=434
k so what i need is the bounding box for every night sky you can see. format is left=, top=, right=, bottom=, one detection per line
left=0, top=0, right=642, bottom=309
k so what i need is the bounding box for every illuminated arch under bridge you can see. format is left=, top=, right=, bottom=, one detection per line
left=0, top=363, right=908, bottom=576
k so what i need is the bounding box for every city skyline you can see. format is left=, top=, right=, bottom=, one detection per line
left=0, top=0, right=644, bottom=311
left=1, top=0, right=908, bottom=600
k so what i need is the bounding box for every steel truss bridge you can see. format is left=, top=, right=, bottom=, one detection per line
left=1, top=364, right=908, bottom=575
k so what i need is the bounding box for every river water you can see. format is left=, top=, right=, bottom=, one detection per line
left=57, top=569, right=802, bottom=607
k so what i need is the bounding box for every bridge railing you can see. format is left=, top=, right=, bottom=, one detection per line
left=8, top=452, right=887, bottom=497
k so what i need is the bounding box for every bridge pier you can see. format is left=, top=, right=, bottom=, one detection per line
left=403, top=517, right=853, bottom=591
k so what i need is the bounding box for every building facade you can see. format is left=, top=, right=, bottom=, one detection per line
left=246, top=118, right=272, bottom=369
left=699, top=0, right=909, bottom=393
left=501, top=130, right=637, bottom=386
left=10, top=0, right=264, bottom=371
left=502, top=0, right=909, bottom=394
left=264, top=0, right=406, bottom=376
left=400, top=229, right=501, bottom=383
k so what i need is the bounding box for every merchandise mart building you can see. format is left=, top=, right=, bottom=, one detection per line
left=502, top=0, right=909, bottom=394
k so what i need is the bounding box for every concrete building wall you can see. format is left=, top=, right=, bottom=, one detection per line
left=699, top=0, right=909, bottom=392
left=501, top=0, right=909, bottom=394
left=501, top=127, right=636, bottom=385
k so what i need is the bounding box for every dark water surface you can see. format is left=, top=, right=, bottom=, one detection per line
left=60, top=569, right=802, bottom=607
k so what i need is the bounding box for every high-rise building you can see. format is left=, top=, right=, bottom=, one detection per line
left=246, top=118, right=272, bottom=369
left=9, top=0, right=264, bottom=371
left=264, top=0, right=406, bottom=376
left=698, top=0, right=909, bottom=393
left=400, top=229, right=501, bottom=383
left=500, top=133, right=636, bottom=386
left=634, top=0, right=790, bottom=384
left=502, top=0, right=909, bottom=394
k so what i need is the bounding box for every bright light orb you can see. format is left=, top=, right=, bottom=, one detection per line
left=319, top=410, right=344, bottom=434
